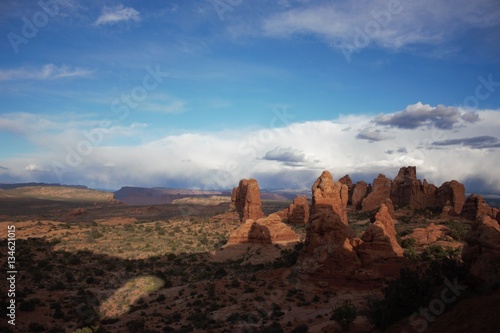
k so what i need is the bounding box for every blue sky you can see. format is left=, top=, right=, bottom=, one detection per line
left=1, top=0, right=500, bottom=193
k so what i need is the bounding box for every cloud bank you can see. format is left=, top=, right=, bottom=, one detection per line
left=0, top=103, right=499, bottom=194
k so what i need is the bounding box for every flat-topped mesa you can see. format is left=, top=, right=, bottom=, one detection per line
left=311, top=170, right=349, bottom=224
left=231, top=178, right=265, bottom=222
left=361, top=174, right=392, bottom=212
left=226, top=213, right=300, bottom=245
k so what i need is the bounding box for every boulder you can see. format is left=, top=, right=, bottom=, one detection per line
left=311, top=170, right=349, bottom=224
left=402, top=223, right=452, bottom=246
left=361, top=174, right=392, bottom=212
left=231, top=178, right=265, bottom=222
left=462, top=215, right=500, bottom=287
left=226, top=213, right=300, bottom=245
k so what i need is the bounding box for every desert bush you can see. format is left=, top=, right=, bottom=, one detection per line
left=443, top=219, right=469, bottom=241
left=401, top=237, right=416, bottom=249
left=331, top=300, right=357, bottom=331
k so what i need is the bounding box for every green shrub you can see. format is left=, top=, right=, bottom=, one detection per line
left=401, top=237, right=416, bottom=249
left=331, top=300, right=357, bottom=331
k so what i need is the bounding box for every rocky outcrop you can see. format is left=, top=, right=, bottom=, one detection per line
left=339, top=175, right=354, bottom=205
left=357, top=204, right=404, bottom=262
left=391, top=166, right=419, bottom=207
left=226, top=213, right=300, bottom=245
left=231, top=178, right=265, bottom=222
left=296, top=205, right=361, bottom=276
left=461, top=194, right=495, bottom=221
left=283, top=195, right=309, bottom=224
left=462, top=215, right=500, bottom=287
left=436, top=180, right=465, bottom=215
left=390, top=166, right=438, bottom=209
left=402, top=223, right=452, bottom=246
left=297, top=171, right=406, bottom=279
left=361, top=174, right=392, bottom=212
left=352, top=181, right=370, bottom=210
left=311, top=171, right=349, bottom=224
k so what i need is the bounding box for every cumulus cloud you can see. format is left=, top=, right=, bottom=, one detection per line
left=432, top=136, right=500, bottom=149
left=263, top=146, right=305, bottom=164
left=0, top=64, right=93, bottom=81
left=374, top=102, right=480, bottom=130
left=94, top=4, right=140, bottom=25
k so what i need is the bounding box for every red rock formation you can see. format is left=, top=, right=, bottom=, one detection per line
left=339, top=174, right=354, bottom=205
left=311, top=171, right=349, bottom=224
left=461, top=194, right=495, bottom=221
left=436, top=180, right=465, bottom=215
left=231, top=178, right=265, bottom=222
left=352, top=181, right=369, bottom=210
left=390, top=166, right=438, bottom=209
left=402, top=223, right=452, bottom=246
left=391, top=166, right=419, bottom=207
left=226, top=213, right=300, bottom=245
left=285, top=195, right=309, bottom=224
left=357, top=204, right=404, bottom=262
left=296, top=206, right=361, bottom=276
left=361, top=174, right=392, bottom=212
left=462, top=215, right=500, bottom=287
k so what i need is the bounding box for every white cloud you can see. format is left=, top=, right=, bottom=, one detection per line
left=1, top=105, right=500, bottom=193
left=261, top=0, right=500, bottom=52
left=0, top=64, right=93, bottom=81
left=94, top=4, right=140, bottom=25
left=25, top=164, right=44, bottom=172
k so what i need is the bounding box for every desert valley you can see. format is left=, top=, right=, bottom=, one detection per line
left=1, top=166, right=499, bottom=333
